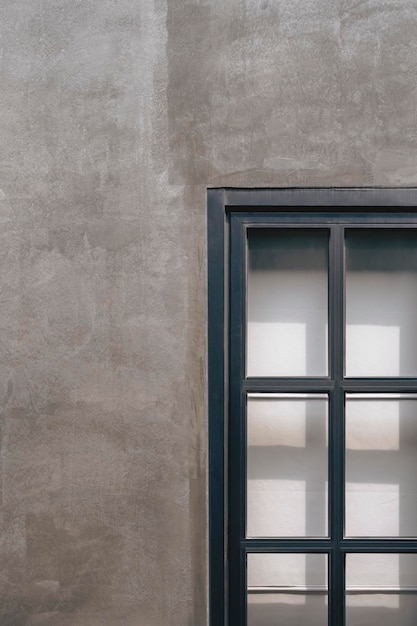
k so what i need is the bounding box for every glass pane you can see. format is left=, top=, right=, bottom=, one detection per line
left=346, top=554, right=417, bottom=626
left=346, top=229, right=417, bottom=377
left=247, top=394, right=328, bottom=537
left=247, top=553, right=328, bottom=626
left=247, top=229, right=329, bottom=376
left=345, top=394, right=417, bottom=537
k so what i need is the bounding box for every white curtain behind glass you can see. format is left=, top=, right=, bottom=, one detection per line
left=247, top=230, right=328, bottom=377
left=346, top=230, right=417, bottom=377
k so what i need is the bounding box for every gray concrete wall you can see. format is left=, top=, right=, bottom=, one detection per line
left=0, top=0, right=416, bottom=624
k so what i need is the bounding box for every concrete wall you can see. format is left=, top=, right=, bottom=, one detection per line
left=1, top=0, right=417, bottom=624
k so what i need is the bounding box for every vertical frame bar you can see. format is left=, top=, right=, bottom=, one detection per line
left=330, top=549, right=345, bottom=626
left=229, top=215, right=247, bottom=625
left=331, top=225, right=346, bottom=626
left=208, top=189, right=227, bottom=625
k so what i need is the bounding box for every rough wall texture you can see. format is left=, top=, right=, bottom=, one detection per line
left=0, top=0, right=417, bottom=624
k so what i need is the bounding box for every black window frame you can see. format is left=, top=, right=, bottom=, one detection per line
left=208, top=187, right=417, bottom=626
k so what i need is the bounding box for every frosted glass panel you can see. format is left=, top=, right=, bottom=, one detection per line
left=346, top=230, right=417, bottom=377
left=248, top=553, right=328, bottom=626
left=247, top=394, right=328, bottom=537
left=346, top=554, right=417, bottom=626
left=345, top=395, right=417, bottom=537
left=247, top=230, right=328, bottom=376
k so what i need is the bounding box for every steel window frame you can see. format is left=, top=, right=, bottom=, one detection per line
left=208, top=187, right=417, bottom=626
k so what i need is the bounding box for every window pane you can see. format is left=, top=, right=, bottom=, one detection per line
left=247, top=553, right=328, bottom=626
left=345, top=229, right=417, bottom=377
left=345, top=394, right=417, bottom=537
left=346, top=554, right=417, bottom=626
left=247, top=229, right=329, bottom=376
left=247, top=394, right=328, bottom=538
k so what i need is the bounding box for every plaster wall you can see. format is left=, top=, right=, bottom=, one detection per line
left=1, top=0, right=417, bottom=624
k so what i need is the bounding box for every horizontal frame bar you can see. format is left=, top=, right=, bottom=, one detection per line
left=249, top=586, right=417, bottom=593
left=218, top=187, right=417, bottom=208
left=243, top=378, right=334, bottom=392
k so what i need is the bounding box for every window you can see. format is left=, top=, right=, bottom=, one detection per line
left=208, top=188, right=417, bottom=626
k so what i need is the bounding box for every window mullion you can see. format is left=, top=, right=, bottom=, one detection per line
left=329, top=225, right=346, bottom=626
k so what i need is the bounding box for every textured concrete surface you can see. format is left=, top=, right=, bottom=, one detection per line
left=1, top=0, right=417, bottom=624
